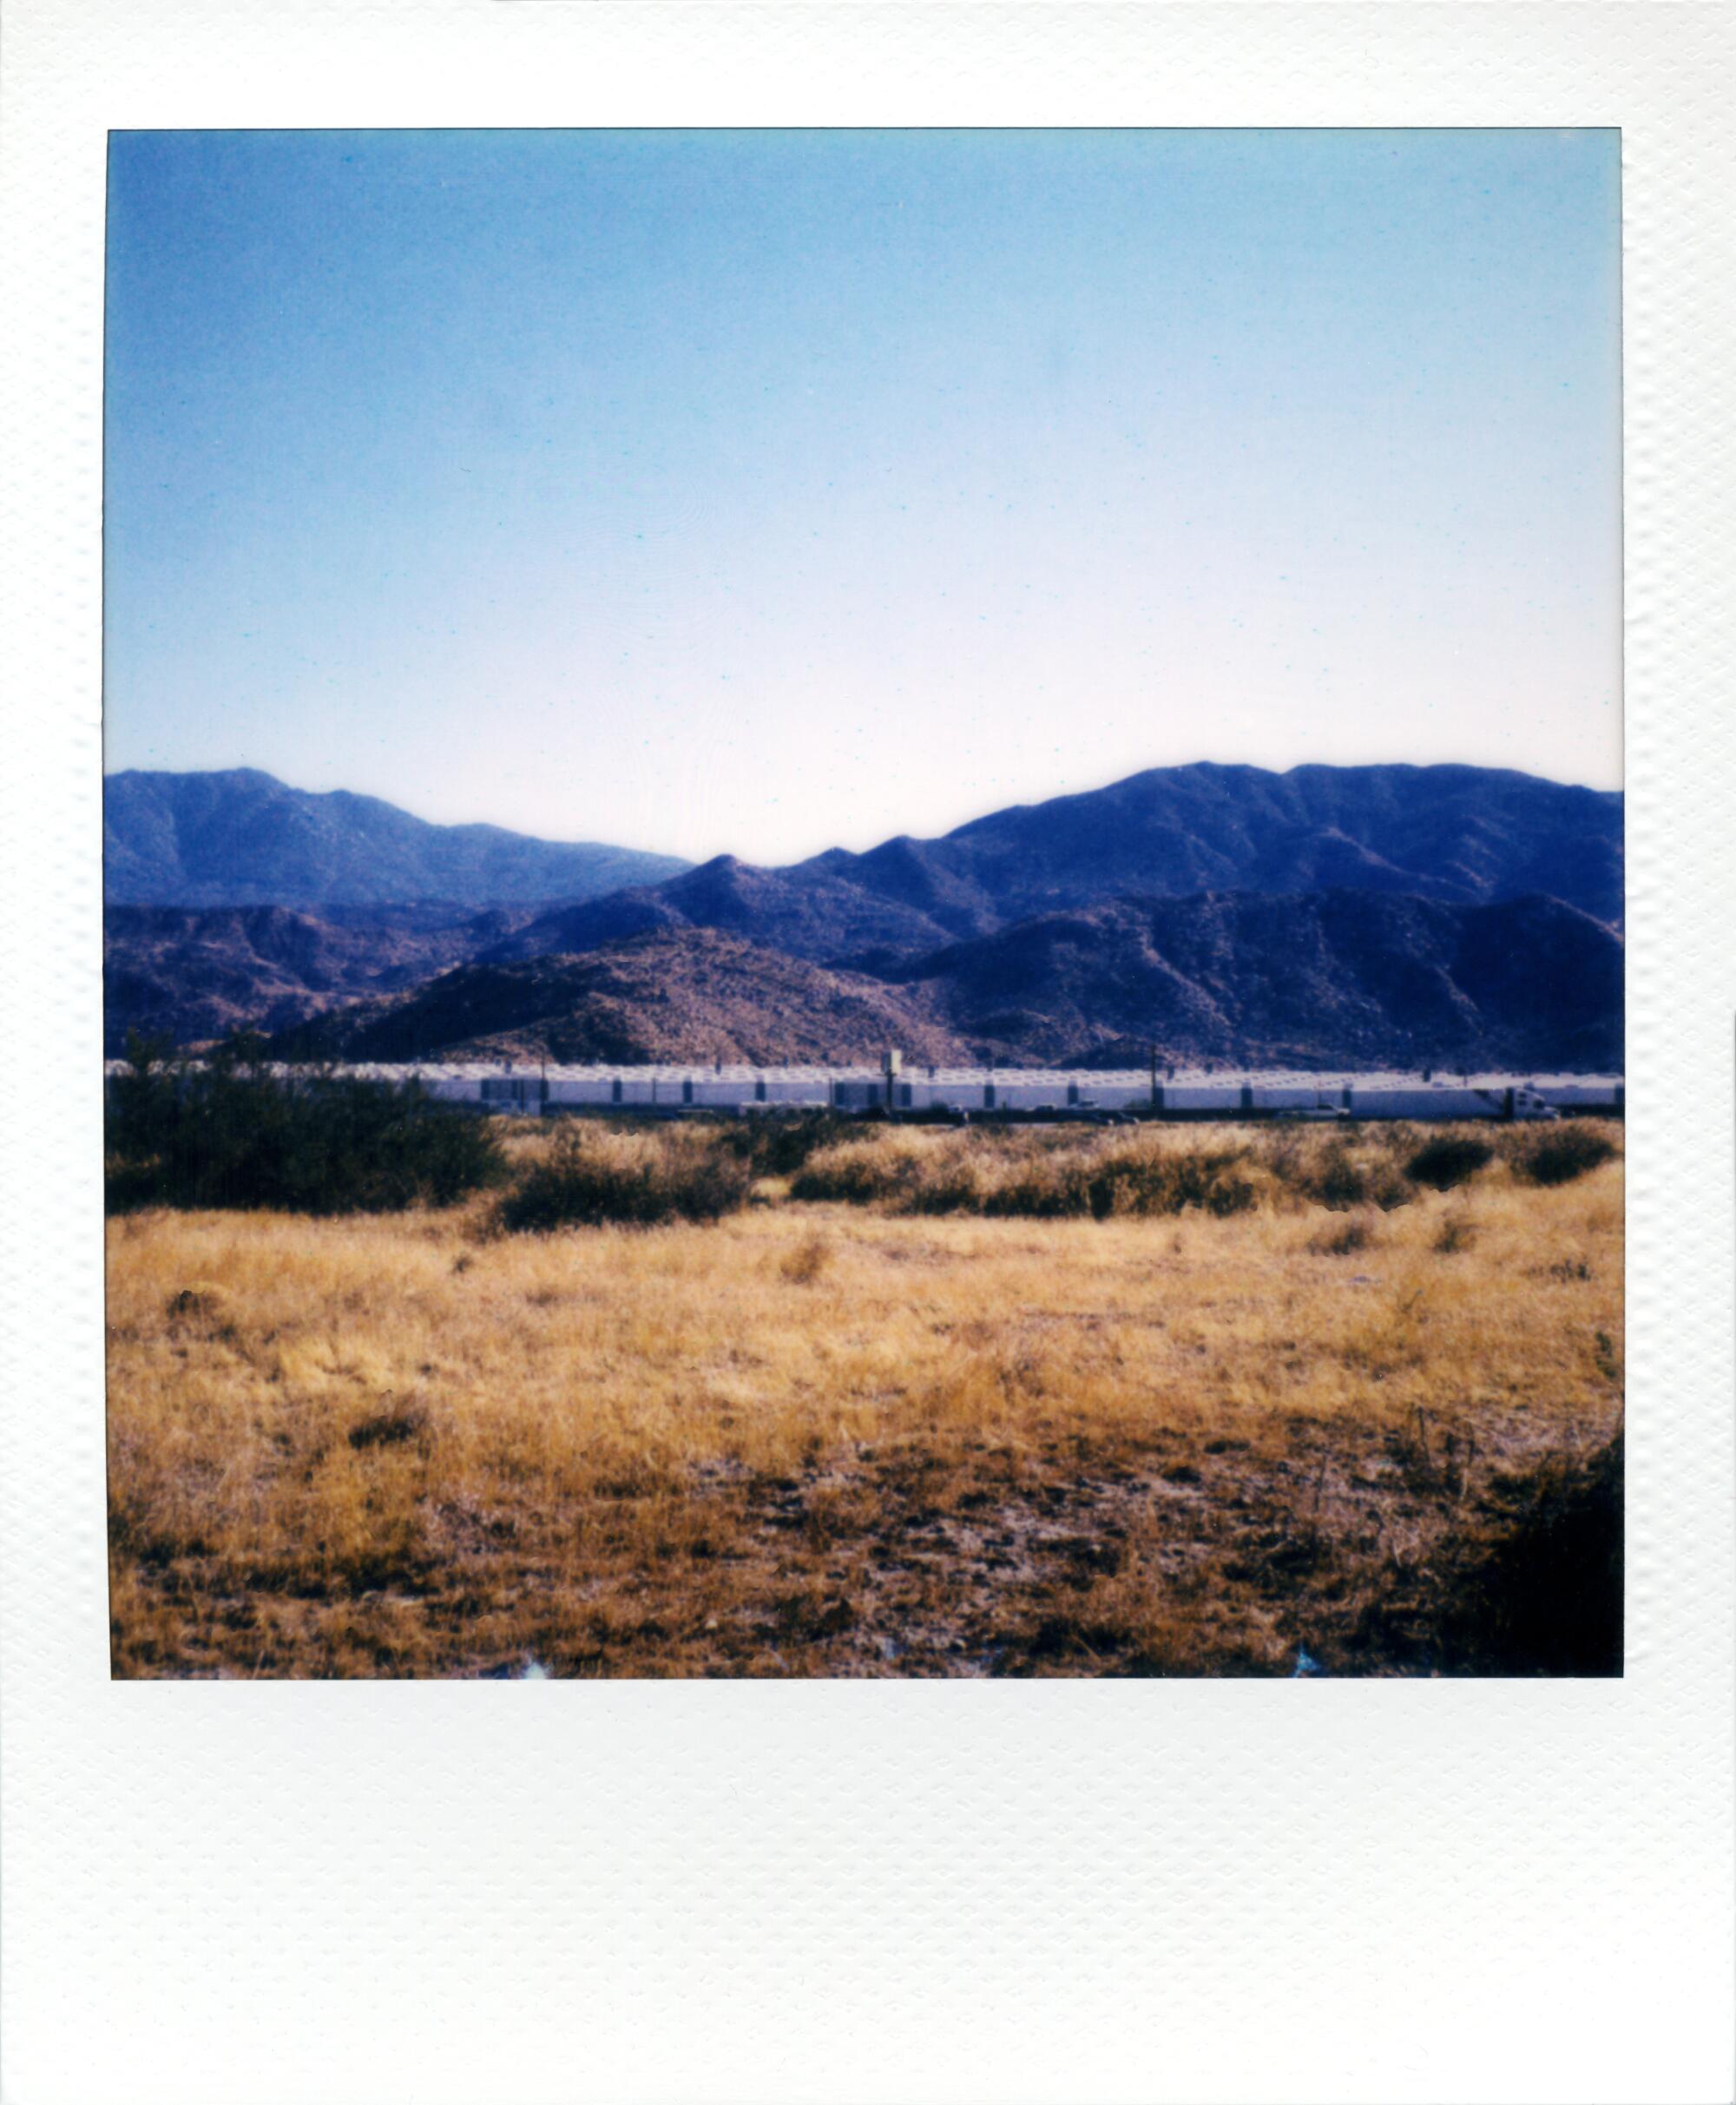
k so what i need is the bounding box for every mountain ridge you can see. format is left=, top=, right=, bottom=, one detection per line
left=484, top=760, right=1623, bottom=969
left=104, top=767, right=691, bottom=908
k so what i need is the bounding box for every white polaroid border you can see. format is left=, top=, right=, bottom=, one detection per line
left=3, top=7, right=1732, bottom=2102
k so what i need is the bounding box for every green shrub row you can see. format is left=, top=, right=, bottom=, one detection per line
left=106, top=1036, right=506, bottom=1215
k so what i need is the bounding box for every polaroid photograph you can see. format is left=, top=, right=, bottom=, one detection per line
left=3, top=5, right=1732, bottom=2102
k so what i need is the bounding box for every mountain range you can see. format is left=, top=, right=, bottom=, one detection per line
left=480, top=760, right=1623, bottom=969
left=104, top=768, right=689, bottom=908
left=266, top=891, right=1621, bottom=1074
left=102, top=760, right=1624, bottom=1069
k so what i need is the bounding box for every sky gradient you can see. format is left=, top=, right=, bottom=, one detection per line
left=105, top=128, right=1621, bottom=865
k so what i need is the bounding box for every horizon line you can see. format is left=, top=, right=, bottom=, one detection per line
left=102, top=752, right=1626, bottom=865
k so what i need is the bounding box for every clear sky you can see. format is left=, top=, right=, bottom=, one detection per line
left=104, top=128, right=1621, bottom=865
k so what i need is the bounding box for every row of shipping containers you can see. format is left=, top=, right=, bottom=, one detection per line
left=411, top=1073, right=1622, bottom=1119
left=103, top=1062, right=1622, bottom=1120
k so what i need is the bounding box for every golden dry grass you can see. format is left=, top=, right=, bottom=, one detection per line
left=106, top=1121, right=1623, bottom=1677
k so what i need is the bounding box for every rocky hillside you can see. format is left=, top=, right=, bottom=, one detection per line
left=104, top=768, right=689, bottom=908
left=103, top=903, right=539, bottom=1056
left=266, top=891, right=1622, bottom=1074
left=266, top=930, right=971, bottom=1067
left=483, top=760, right=1624, bottom=969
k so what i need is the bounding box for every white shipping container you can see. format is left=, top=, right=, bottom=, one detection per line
left=1347, top=1088, right=1499, bottom=1120
left=1253, top=1085, right=1340, bottom=1111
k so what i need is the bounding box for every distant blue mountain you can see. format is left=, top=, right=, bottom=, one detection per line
left=104, top=768, right=690, bottom=908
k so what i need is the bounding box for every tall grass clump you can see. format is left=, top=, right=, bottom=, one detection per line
left=1307, top=1210, right=1380, bottom=1257
left=105, top=1035, right=506, bottom=1215
left=498, top=1122, right=752, bottom=1231
left=1295, top=1138, right=1413, bottom=1213
left=1519, top=1125, right=1618, bottom=1187
left=792, top=1129, right=1259, bottom=1220
left=789, top=1134, right=930, bottom=1207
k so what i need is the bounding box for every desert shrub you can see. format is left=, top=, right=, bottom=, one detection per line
left=1406, top=1135, right=1494, bottom=1192
left=982, top=1159, right=1095, bottom=1220
left=714, top=1111, right=855, bottom=1179
left=347, top=1403, right=431, bottom=1450
left=793, top=1131, right=1264, bottom=1220
left=1150, top=1148, right=1259, bottom=1218
left=904, top=1162, right=990, bottom=1214
left=789, top=1136, right=920, bottom=1206
left=498, top=1124, right=752, bottom=1231
left=105, top=1035, right=506, bottom=1215
left=1295, top=1141, right=1413, bottom=1214
left=1521, top=1125, right=1617, bottom=1187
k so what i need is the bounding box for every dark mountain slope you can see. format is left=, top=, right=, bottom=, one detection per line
left=484, top=761, right=1623, bottom=968
left=899, top=888, right=1623, bottom=1071
left=102, top=903, right=540, bottom=1055
left=104, top=768, right=690, bottom=908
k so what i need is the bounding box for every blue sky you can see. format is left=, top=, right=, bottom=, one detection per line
left=105, top=128, right=1621, bottom=864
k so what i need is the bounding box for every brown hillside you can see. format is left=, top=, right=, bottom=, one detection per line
left=271, top=929, right=968, bottom=1066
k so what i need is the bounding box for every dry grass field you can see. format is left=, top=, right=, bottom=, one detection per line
left=107, top=1117, right=1623, bottom=1677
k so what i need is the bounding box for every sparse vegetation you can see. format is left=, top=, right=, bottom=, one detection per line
left=106, top=1115, right=1623, bottom=1677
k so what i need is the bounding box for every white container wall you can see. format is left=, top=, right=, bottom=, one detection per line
left=1163, top=1086, right=1246, bottom=1113
left=1082, top=1082, right=1149, bottom=1108
left=546, top=1079, right=616, bottom=1107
